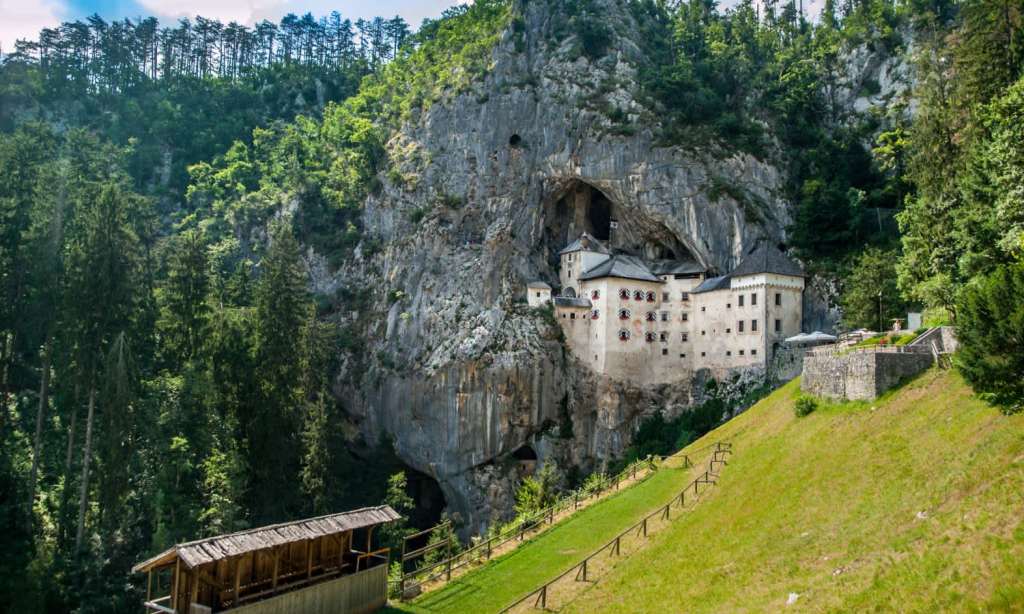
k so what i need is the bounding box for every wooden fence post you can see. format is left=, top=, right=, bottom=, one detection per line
left=642, top=517, right=648, bottom=537
left=574, top=491, right=579, bottom=510
left=446, top=531, right=453, bottom=581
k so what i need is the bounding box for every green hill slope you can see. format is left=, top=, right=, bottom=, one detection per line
left=562, top=369, right=1024, bottom=612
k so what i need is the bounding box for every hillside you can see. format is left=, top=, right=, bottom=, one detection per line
left=395, top=369, right=1024, bottom=612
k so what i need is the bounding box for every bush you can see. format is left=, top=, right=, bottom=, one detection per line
left=955, top=261, right=1024, bottom=414
left=794, top=396, right=818, bottom=417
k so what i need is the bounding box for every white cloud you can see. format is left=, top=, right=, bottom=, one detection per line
left=0, top=0, right=67, bottom=54
left=134, top=0, right=290, bottom=25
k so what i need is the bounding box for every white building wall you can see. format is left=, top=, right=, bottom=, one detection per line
left=527, top=287, right=551, bottom=307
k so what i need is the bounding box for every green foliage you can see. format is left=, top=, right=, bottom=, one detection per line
left=514, top=464, right=560, bottom=518
left=954, top=261, right=1024, bottom=414
left=841, top=246, right=909, bottom=330
left=618, top=396, right=724, bottom=466
left=794, top=395, right=818, bottom=417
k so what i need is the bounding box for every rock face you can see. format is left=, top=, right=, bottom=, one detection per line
left=328, top=0, right=830, bottom=534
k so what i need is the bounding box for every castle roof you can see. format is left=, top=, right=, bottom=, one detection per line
left=578, top=254, right=662, bottom=283
left=559, top=232, right=610, bottom=255
left=732, top=243, right=804, bottom=278
left=651, top=258, right=706, bottom=276
left=554, top=296, right=593, bottom=308
left=692, top=274, right=732, bottom=293
left=527, top=281, right=552, bottom=289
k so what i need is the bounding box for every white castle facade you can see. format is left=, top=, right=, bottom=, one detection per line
left=528, top=233, right=805, bottom=384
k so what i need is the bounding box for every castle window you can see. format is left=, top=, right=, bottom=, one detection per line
left=536, top=292, right=541, bottom=297
left=570, top=313, right=576, bottom=319
left=739, top=295, right=744, bottom=307
left=701, top=306, right=706, bottom=312
left=775, top=292, right=782, bottom=306
left=752, top=319, right=758, bottom=331
left=727, top=303, right=732, bottom=309
left=701, top=351, right=706, bottom=357
left=739, top=321, right=744, bottom=332
left=726, top=351, right=732, bottom=356
left=659, top=332, right=668, bottom=342
left=681, top=313, right=688, bottom=322
left=662, top=292, right=670, bottom=301
left=701, top=330, right=706, bottom=336
left=634, top=290, right=644, bottom=300
left=646, top=311, right=656, bottom=322
left=620, top=288, right=630, bottom=300
left=775, top=318, right=782, bottom=332
left=591, top=309, right=600, bottom=320
left=751, top=349, right=757, bottom=355
left=660, top=312, right=669, bottom=322
left=726, top=327, right=731, bottom=333
left=751, top=293, right=757, bottom=305
left=646, top=291, right=656, bottom=302
left=681, top=292, right=689, bottom=301
left=619, top=329, right=630, bottom=341
left=739, top=350, right=745, bottom=355
left=680, top=353, right=686, bottom=358
left=681, top=333, right=688, bottom=342
left=619, top=308, right=631, bottom=320
left=645, top=332, right=656, bottom=343
left=592, top=289, right=600, bottom=299
left=662, top=348, right=669, bottom=356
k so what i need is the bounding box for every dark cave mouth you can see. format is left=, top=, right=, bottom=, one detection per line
left=542, top=179, right=699, bottom=267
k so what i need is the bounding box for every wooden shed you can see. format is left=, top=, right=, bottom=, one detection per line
left=134, top=505, right=400, bottom=614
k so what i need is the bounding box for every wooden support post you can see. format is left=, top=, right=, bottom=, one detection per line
left=233, top=557, right=241, bottom=605
left=400, top=535, right=407, bottom=599
left=366, top=525, right=375, bottom=553
left=445, top=530, right=452, bottom=581
left=272, top=548, right=280, bottom=591
left=613, top=536, right=620, bottom=556
left=582, top=558, right=588, bottom=581
left=632, top=464, right=637, bottom=479
left=306, top=539, right=314, bottom=579
left=487, top=537, right=492, bottom=560
left=642, top=517, right=648, bottom=537
left=535, top=584, right=547, bottom=609
left=172, top=558, right=180, bottom=611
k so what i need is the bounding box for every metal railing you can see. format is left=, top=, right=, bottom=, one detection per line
left=497, top=442, right=733, bottom=613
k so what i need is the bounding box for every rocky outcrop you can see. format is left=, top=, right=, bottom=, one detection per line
left=325, top=0, right=863, bottom=533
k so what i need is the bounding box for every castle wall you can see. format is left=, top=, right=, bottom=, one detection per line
left=801, top=349, right=934, bottom=401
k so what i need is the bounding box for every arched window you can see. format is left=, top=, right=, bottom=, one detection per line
left=591, top=289, right=600, bottom=300
left=618, top=308, right=631, bottom=320
left=645, top=332, right=656, bottom=343
left=618, top=329, right=630, bottom=341
left=646, top=291, right=655, bottom=302
left=645, top=311, right=656, bottom=322
left=619, top=289, right=630, bottom=300
left=633, top=290, right=644, bottom=300
left=591, top=309, right=600, bottom=320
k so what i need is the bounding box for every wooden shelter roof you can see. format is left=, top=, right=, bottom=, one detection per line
left=133, top=505, right=400, bottom=573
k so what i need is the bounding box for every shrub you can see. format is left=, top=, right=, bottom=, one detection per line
left=794, top=396, right=818, bottom=417
left=955, top=261, right=1024, bottom=414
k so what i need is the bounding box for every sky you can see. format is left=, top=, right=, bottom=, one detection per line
left=0, top=0, right=472, bottom=53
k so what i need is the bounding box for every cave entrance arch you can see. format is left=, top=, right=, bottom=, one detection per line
left=543, top=180, right=617, bottom=267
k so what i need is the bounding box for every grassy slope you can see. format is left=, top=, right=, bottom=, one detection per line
left=388, top=458, right=709, bottom=613
left=563, top=369, right=1024, bottom=613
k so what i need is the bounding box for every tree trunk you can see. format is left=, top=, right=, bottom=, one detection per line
left=0, top=330, right=13, bottom=434
left=28, top=338, right=52, bottom=514
left=75, top=386, right=96, bottom=553
left=59, top=386, right=79, bottom=547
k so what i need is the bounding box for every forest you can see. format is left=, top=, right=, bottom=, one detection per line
left=1, top=0, right=1022, bottom=612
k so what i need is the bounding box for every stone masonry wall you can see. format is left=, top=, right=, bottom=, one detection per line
left=802, top=350, right=934, bottom=401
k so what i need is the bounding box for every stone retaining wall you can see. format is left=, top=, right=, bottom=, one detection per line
left=801, top=349, right=934, bottom=401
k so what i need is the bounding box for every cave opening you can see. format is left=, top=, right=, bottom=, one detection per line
left=512, top=445, right=538, bottom=461
left=543, top=181, right=617, bottom=267
left=509, top=133, right=522, bottom=147
left=404, top=467, right=447, bottom=530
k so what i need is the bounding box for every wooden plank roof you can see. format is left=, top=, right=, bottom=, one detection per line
left=132, top=505, right=400, bottom=573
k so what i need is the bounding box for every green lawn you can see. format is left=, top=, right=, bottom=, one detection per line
left=563, top=370, right=1024, bottom=612
left=387, top=456, right=707, bottom=613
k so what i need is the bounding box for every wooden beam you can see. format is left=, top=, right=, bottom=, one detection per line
left=147, top=569, right=153, bottom=602
left=189, top=567, right=199, bottom=608
left=233, top=556, right=241, bottom=605
left=366, top=526, right=374, bottom=553
left=306, top=539, right=314, bottom=579
left=272, top=547, right=280, bottom=590
left=171, top=558, right=180, bottom=611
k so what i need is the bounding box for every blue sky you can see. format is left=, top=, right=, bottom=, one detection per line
left=1, top=0, right=472, bottom=53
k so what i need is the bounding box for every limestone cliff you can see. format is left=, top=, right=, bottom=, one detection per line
left=316, top=0, right=904, bottom=534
